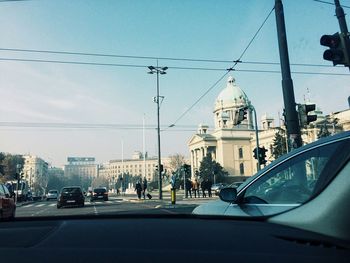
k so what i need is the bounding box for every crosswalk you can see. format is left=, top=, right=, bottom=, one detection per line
left=19, top=200, right=124, bottom=209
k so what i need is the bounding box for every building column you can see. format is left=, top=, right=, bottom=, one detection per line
left=190, top=150, right=194, bottom=176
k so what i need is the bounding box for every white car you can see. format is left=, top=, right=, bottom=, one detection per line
left=193, top=131, right=350, bottom=226
left=46, top=190, right=59, bottom=201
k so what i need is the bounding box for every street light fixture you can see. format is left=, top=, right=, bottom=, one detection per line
left=147, top=65, right=167, bottom=199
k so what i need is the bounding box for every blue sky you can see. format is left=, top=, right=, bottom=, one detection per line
left=0, top=0, right=349, bottom=166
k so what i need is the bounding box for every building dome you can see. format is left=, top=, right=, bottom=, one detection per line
left=215, top=76, right=250, bottom=109
left=213, top=76, right=253, bottom=130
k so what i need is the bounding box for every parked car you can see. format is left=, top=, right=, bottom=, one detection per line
left=57, top=186, right=85, bottom=208
left=90, top=187, right=108, bottom=202
left=193, top=131, right=350, bottom=218
left=46, top=190, right=59, bottom=201
left=0, top=183, right=16, bottom=220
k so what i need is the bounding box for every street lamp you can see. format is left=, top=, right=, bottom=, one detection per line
left=148, top=65, right=167, bottom=199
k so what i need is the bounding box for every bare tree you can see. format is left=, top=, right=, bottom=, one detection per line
left=168, top=154, right=186, bottom=173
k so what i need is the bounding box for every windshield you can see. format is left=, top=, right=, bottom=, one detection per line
left=0, top=1, right=349, bottom=220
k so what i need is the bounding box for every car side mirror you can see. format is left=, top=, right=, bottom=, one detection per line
left=219, top=187, right=237, bottom=203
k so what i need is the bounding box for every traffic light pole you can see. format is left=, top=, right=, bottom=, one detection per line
left=335, top=0, right=350, bottom=67
left=251, top=105, right=261, bottom=171
left=275, top=0, right=302, bottom=150
left=335, top=0, right=349, bottom=35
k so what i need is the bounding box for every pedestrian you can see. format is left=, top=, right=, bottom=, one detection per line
left=201, top=179, right=207, bottom=198
left=185, top=178, right=192, bottom=198
left=135, top=181, right=142, bottom=199
left=207, top=179, right=213, bottom=197
left=142, top=177, right=148, bottom=199
left=192, top=178, right=200, bottom=198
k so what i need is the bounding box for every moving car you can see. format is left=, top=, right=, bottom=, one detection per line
left=57, top=187, right=85, bottom=208
left=228, top=181, right=244, bottom=188
left=211, top=183, right=226, bottom=195
left=0, top=183, right=16, bottom=220
left=90, top=187, right=108, bottom=202
left=193, top=131, right=350, bottom=219
left=46, top=189, right=59, bottom=201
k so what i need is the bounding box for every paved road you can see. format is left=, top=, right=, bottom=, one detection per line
left=15, top=197, right=200, bottom=218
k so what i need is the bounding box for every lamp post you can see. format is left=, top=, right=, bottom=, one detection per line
left=148, top=65, right=167, bottom=200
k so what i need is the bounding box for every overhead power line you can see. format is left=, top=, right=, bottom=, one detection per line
left=167, top=6, right=276, bottom=129
left=0, top=47, right=336, bottom=68
left=0, top=57, right=348, bottom=75
left=313, top=0, right=350, bottom=9
left=0, top=121, right=198, bottom=130
left=0, top=121, right=199, bottom=132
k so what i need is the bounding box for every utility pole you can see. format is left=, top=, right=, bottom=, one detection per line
left=335, top=0, right=350, bottom=69
left=335, top=0, right=349, bottom=39
left=275, top=0, right=302, bottom=150
left=148, top=64, right=167, bottom=200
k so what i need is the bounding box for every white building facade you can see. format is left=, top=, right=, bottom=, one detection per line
left=22, top=155, right=49, bottom=194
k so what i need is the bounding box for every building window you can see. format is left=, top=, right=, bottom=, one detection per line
left=239, top=163, right=244, bottom=175
left=239, top=147, right=243, bottom=159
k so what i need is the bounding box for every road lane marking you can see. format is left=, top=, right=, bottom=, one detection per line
left=49, top=203, right=56, bottom=207
left=22, top=204, right=35, bottom=208
left=36, top=204, right=46, bottom=207
left=93, top=205, right=98, bottom=215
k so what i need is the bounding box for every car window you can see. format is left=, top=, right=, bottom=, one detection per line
left=243, top=141, right=344, bottom=205
left=0, top=185, right=5, bottom=197
left=62, top=188, right=82, bottom=194
left=94, top=188, right=106, bottom=193
left=0, top=1, right=348, bottom=222
left=3, top=185, right=10, bottom=196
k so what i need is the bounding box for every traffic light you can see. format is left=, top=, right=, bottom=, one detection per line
left=298, top=104, right=317, bottom=127
left=253, top=147, right=267, bottom=165
left=259, top=147, right=268, bottom=165
left=156, top=164, right=164, bottom=172
left=253, top=148, right=258, bottom=159
left=320, top=32, right=350, bottom=66
left=234, top=107, right=248, bottom=125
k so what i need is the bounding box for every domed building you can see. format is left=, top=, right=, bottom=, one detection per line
left=188, top=76, right=256, bottom=178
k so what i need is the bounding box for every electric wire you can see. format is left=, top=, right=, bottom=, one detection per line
left=313, top=0, right=350, bottom=9
left=166, top=6, right=276, bottom=129
left=0, top=47, right=336, bottom=68
left=0, top=57, right=348, bottom=75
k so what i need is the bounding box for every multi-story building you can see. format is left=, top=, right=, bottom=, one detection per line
left=64, top=157, right=98, bottom=179
left=48, top=167, right=64, bottom=178
left=188, top=76, right=256, bottom=177
left=22, top=155, right=49, bottom=194
left=99, top=152, right=171, bottom=183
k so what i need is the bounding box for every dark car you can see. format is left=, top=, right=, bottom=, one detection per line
left=57, top=187, right=85, bottom=209
left=0, top=183, right=16, bottom=220
left=90, top=187, right=108, bottom=202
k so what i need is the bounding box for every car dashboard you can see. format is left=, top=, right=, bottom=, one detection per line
left=0, top=215, right=349, bottom=263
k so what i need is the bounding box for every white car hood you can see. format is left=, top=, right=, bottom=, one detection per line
left=193, top=200, right=298, bottom=217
